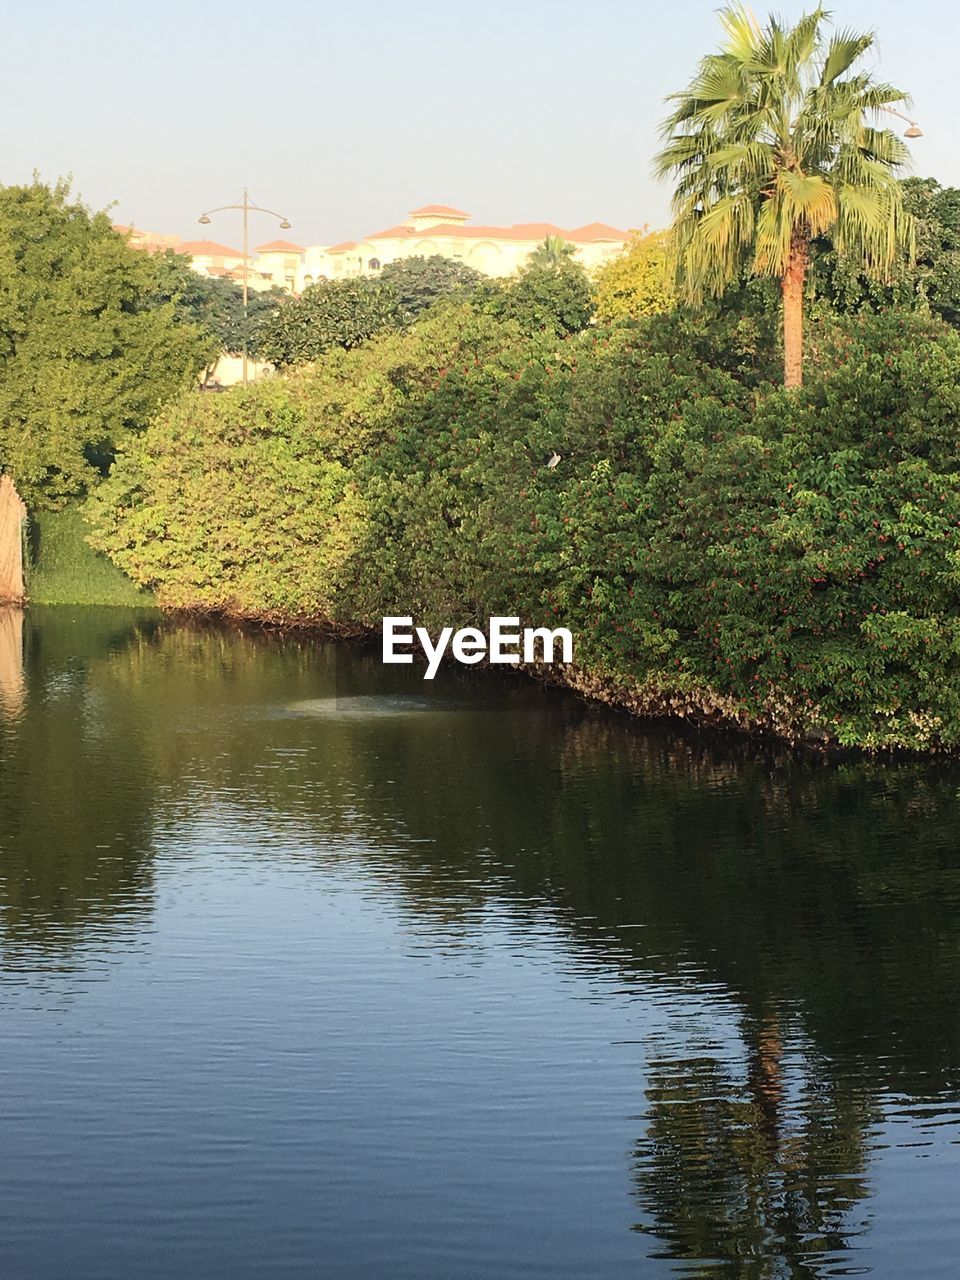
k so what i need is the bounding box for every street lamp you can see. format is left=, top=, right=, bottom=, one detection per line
left=197, top=188, right=293, bottom=386
left=882, top=106, right=924, bottom=138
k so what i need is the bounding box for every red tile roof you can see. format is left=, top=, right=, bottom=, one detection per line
left=409, top=204, right=470, bottom=217
left=179, top=239, right=246, bottom=258
left=507, top=222, right=567, bottom=239
left=114, top=224, right=185, bottom=253
left=568, top=222, right=629, bottom=242
left=367, top=224, right=417, bottom=239
left=326, top=240, right=359, bottom=253
left=361, top=220, right=628, bottom=245
left=256, top=239, right=305, bottom=253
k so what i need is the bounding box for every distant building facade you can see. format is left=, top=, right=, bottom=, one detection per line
left=116, top=202, right=629, bottom=296
left=113, top=226, right=288, bottom=292
left=299, top=204, right=628, bottom=288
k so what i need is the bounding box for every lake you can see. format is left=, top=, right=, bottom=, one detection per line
left=1, top=606, right=959, bottom=1279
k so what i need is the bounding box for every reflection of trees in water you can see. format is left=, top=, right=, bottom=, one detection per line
left=633, top=1017, right=878, bottom=1279
left=3, top=614, right=960, bottom=1266
left=14, top=616, right=956, bottom=1096
left=0, top=609, right=163, bottom=968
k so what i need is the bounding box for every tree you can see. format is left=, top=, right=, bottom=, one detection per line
left=496, top=258, right=594, bottom=336
left=150, top=251, right=285, bottom=377
left=593, top=228, right=675, bottom=321
left=259, top=278, right=403, bottom=368
left=812, top=178, right=960, bottom=325
left=528, top=234, right=577, bottom=267
left=0, top=179, right=207, bottom=507
left=655, top=4, right=914, bottom=386
left=379, top=255, right=484, bottom=318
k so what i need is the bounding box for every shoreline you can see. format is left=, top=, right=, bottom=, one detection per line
left=141, top=601, right=956, bottom=761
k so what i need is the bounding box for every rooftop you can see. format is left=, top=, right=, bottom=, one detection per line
left=408, top=204, right=470, bottom=218
left=179, top=239, right=246, bottom=258
left=255, top=239, right=305, bottom=253
left=361, top=220, right=629, bottom=244
left=323, top=214, right=629, bottom=253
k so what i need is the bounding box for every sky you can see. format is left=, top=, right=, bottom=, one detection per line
left=3, top=0, right=957, bottom=250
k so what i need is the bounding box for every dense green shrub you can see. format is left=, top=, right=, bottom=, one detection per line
left=86, top=380, right=363, bottom=617
left=88, top=305, right=960, bottom=750
left=618, top=311, right=960, bottom=747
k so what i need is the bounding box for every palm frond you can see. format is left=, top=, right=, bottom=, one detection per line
left=656, top=3, right=916, bottom=297
left=717, top=2, right=764, bottom=62
left=820, top=29, right=874, bottom=85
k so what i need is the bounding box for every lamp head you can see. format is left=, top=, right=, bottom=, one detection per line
left=279, top=219, right=292, bottom=230
left=905, top=124, right=923, bottom=138
left=198, top=213, right=212, bottom=225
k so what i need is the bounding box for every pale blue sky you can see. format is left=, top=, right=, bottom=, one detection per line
left=3, top=0, right=955, bottom=247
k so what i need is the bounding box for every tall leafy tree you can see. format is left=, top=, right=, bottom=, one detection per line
left=655, top=4, right=914, bottom=385
left=813, top=178, right=960, bottom=325
left=0, top=179, right=207, bottom=506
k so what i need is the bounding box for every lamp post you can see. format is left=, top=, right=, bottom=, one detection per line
left=198, top=188, right=293, bottom=386
left=882, top=106, right=924, bottom=138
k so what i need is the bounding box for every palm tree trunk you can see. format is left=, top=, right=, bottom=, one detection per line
left=781, top=231, right=809, bottom=388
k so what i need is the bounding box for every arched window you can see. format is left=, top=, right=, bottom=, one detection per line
left=302, top=275, right=314, bottom=288
left=369, top=257, right=381, bottom=271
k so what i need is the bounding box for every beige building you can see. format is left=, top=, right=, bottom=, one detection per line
left=117, top=204, right=629, bottom=296
left=113, top=224, right=185, bottom=254
left=254, top=239, right=306, bottom=292
left=114, top=226, right=279, bottom=291
left=299, top=204, right=628, bottom=288
left=177, top=239, right=276, bottom=291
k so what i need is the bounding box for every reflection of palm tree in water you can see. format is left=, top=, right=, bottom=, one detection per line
left=749, top=1013, right=785, bottom=1150
left=632, top=1010, right=876, bottom=1278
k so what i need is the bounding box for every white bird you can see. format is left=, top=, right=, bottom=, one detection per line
left=546, top=451, right=561, bottom=469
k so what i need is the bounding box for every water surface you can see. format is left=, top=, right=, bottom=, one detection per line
left=1, top=606, right=959, bottom=1278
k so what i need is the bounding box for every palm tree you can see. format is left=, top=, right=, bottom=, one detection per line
left=655, top=4, right=915, bottom=386
left=529, top=234, right=577, bottom=267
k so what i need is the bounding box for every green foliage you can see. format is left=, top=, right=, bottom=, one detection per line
left=86, top=378, right=364, bottom=617
left=259, top=277, right=403, bottom=368
left=87, top=304, right=960, bottom=751
left=814, top=178, right=960, bottom=324
left=656, top=4, right=915, bottom=385
left=490, top=258, right=595, bottom=336
left=150, top=251, right=284, bottom=363
left=904, top=179, right=960, bottom=325
left=26, top=505, right=155, bottom=605
left=379, top=255, right=484, bottom=318
left=656, top=5, right=914, bottom=297
left=593, top=228, right=676, bottom=321
left=631, top=310, right=960, bottom=747
left=528, top=235, right=578, bottom=267
left=0, top=178, right=208, bottom=507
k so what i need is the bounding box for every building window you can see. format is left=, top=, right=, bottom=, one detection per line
left=368, top=258, right=381, bottom=270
